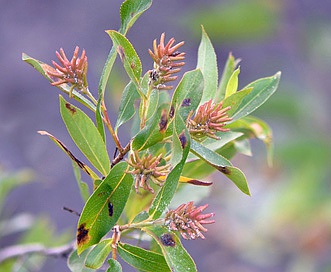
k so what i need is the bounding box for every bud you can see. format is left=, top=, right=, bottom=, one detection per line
left=187, top=99, right=232, bottom=140
left=127, top=151, right=171, bottom=193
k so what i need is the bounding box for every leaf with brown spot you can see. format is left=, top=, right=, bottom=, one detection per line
left=77, top=223, right=90, bottom=246
left=132, top=103, right=169, bottom=151
left=142, top=226, right=197, bottom=272
left=158, top=109, right=168, bottom=132
left=65, top=102, right=76, bottom=115
left=77, top=162, right=133, bottom=254
left=190, top=139, right=250, bottom=195
left=60, top=96, right=110, bottom=176
left=37, top=130, right=99, bottom=181
left=171, top=69, right=204, bottom=122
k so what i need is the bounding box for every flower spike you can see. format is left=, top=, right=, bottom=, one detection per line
left=148, top=33, right=185, bottom=91
left=165, top=201, right=215, bottom=240
left=46, top=46, right=88, bottom=98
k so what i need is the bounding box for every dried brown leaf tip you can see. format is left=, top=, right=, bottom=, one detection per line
left=127, top=150, right=171, bottom=193
left=46, top=46, right=88, bottom=98
left=187, top=99, right=232, bottom=140
left=148, top=33, right=185, bottom=90
left=165, top=201, right=215, bottom=240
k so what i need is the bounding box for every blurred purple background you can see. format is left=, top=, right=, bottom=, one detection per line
left=1, top=0, right=331, bottom=271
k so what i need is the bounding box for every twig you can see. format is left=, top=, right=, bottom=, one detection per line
left=0, top=242, right=74, bottom=264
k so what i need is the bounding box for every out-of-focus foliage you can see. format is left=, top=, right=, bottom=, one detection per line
left=0, top=167, right=71, bottom=271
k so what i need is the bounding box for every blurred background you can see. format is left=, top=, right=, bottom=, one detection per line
left=1, top=0, right=331, bottom=271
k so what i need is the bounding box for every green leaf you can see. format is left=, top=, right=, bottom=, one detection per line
left=225, top=67, right=240, bottom=98
left=222, top=87, right=252, bottom=117
left=59, top=96, right=110, bottom=176
left=77, top=162, right=133, bottom=254
left=190, top=139, right=250, bottom=195
left=22, top=53, right=96, bottom=111
left=85, top=239, right=112, bottom=269
left=197, top=26, right=218, bottom=103
left=216, top=52, right=239, bottom=102
left=132, top=103, right=169, bottom=151
left=118, top=243, right=170, bottom=272
left=38, top=130, right=100, bottom=181
left=171, top=69, right=204, bottom=122
left=231, top=72, right=281, bottom=121
left=142, top=226, right=197, bottom=272
left=72, top=162, right=91, bottom=202
left=120, top=0, right=153, bottom=35
left=107, top=259, right=122, bottom=272
left=149, top=115, right=190, bottom=219
left=115, top=81, right=140, bottom=132
left=106, top=31, right=142, bottom=92
left=68, top=249, right=94, bottom=272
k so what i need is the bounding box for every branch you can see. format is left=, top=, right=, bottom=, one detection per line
left=0, top=242, right=74, bottom=264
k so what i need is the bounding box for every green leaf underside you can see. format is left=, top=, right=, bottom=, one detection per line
left=22, top=53, right=96, bottom=111
left=85, top=239, right=112, bottom=269
left=190, top=139, right=250, bottom=195
left=197, top=26, right=218, bottom=103
left=132, top=103, right=169, bottom=151
left=38, top=130, right=99, bottom=181
left=225, top=67, right=240, bottom=99
left=228, top=116, right=274, bottom=166
left=72, top=162, right=91, bottom=202
left=106, top=31, right=142, bottom=92
left=77, top=162, right=133, bottom=254
left=59, top=96, right=110, bottom=176
left=216, top=52, right=238, bottom=102
left=149, top=115, right=190, bottom=219
left=142, top=226, right=197, bottom=272
left=107, top=259, right=123, bottom=272
left=120, top=0, right=153, bottom=35
left=171, top=69, right=204, bottom=122
left=115, top=81, right=140, bottom=131
left=68, top=249, right=94, bottom=272
left=118, top=243, right=170, bottom=272
left=231, top=72, right=281, bottom=122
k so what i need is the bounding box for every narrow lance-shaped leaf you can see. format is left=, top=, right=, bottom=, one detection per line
left=196, top=26, right=218, bottom=103
left=120, top=0, right=153, bottom=35
left=22, top=53, right=96, bottom=111
left=115, top=81, right=140, bottom=132
left=59, top=96, right=110, bottom=176
left=230, top=72, right=281, bottom=122
left=77, top=162, right=133, bottom=254
left=222, top=87, right=252, bottom=117
left=190, top=139, right=250, bottom=195
left=98, top=0, right=152, bottom=114
left=224, top=67, right=240, bottom=99
left=106, top=31, right=143, bottom=94
left=216, top=52, right=240, bottom=102
left=118, top=242, right=170, bottom=272
left=85, top=239, right=112, bottom=269
left=142, top=226, right=197, bottom=272
left=37, top=130, right=99, bottom=181
left=149, top=115, right=190, bottom=219
left=171, top=69, right=204, bottom=122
